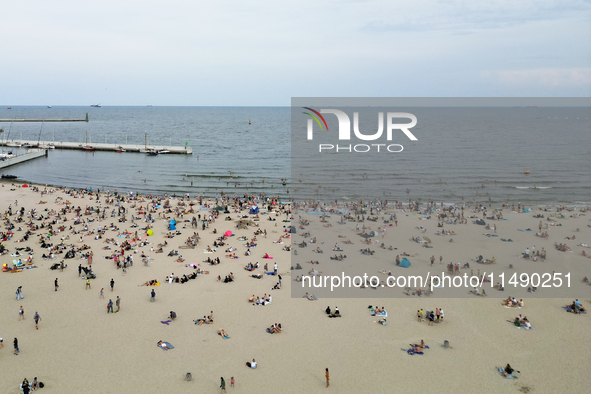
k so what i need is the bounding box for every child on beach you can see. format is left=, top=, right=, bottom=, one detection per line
left=231, top=377, right=235, bottom=387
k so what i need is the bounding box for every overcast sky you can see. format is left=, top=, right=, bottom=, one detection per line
left=1, top=0, right=590, bottom=106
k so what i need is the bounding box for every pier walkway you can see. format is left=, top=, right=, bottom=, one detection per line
left=0, top=140, right=192, bottom=154
left=0, top=149, right=48, bottom=170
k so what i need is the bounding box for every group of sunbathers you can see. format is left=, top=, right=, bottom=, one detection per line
left=511, top=314, right=532, bottom=329
left=502, top=297, right=523, bottom=308
left=326, top=306, right=341, bottom=318
left=249, top=294, right=272, bottom=305
left=218, top=273, right=234, bottom=283
left=194, top=311, right=214, bottom=325
left=565, top=299, right=586, bottom=314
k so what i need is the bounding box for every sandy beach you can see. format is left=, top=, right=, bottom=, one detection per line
left=1, top=181, right=590, bottom=394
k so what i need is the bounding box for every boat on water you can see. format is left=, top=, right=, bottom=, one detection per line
left=0, top=152, right=16, bottom=159
left=47, top=105, right=52, bottom=108
left=524, top=170, right=530, bottom=175
left=157, top=150, right=170, bottom=154
left=115, top=146, right=124, bottom=153
left=147, top=151, right=159, bottom=156
left=90, top=104, right=101, bottom=107
left=6, top=142, right=22, bottom=147
left=6, top=107, right=11, bottom=109
left=82, top=131, right=95, bottom=151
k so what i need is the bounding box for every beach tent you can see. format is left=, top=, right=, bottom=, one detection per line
left=147, top=229, right=154, bottom=236
left=22, top=184, right=28, bottom=188
left=224, top=230, right=233, bottom=237
left=399, top=258, right=411, bottom=268
left=290, top=226, right=296, bottom=233
left=250, top=206, right=260, bottom=214
left=369, top=230, right=379, bottom=237
left=475, top=219, right=486, bottom=226
left=169, top=220, right=176, bottom=231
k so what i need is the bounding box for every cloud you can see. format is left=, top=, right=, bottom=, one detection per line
left=491, top=68, right=591, bottom=87
left=361, top=0, right=591, bottom=33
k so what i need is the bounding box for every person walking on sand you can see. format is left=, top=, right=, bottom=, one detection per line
left=100, top=288, right=104, bottom=299
left=151, top=289, right=156, bottom=302
left=86, top=279, right=91, bottom=290
left=54, top=278, right=59, bottom=292
left=110, top=278, right=115, bottom=292
left=14, top=337, right=19, bottom=355
left=19, top=306, right=25, bottom=321
left=107, top=299, right=113, bottom=313
left=78, top=264, right=82, bottom=277
left=325, top=368, right=330, bottom=388
left=220, top=377, right=227, bottom=393
left=116, top=296, right=121, bottom=312
left=33, top=311, right=41, bottom=330
left=16, top=286, right=23, bottom=300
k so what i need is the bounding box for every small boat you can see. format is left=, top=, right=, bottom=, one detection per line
left=6, top=107, right=11, bottom=109
left=47, top=105, right=52, bottom=108
left=90, top=104, right=101, bottom=107
left=0, top=152, right=16, bottom=159
left=157, top=150, right=170, bottom=154
left=147, top=151, right=159, bottom=156
left=6, top=142, right=22, bottom=147
left=249, top=119, right=251, bottom=125
left=115, top=146, right=124, bottom=153
left=524, top=171, right=530, bottom=175
left=82, top=146, right=95, bottom=151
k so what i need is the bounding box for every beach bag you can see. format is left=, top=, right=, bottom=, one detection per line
left=39, top=382, right=44, bottom=388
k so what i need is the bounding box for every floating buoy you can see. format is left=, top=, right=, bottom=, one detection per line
left=524, top=171, right=530, bottom=174
left=248, top=119, right=251, bottom=125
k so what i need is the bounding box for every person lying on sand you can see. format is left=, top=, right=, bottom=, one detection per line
left=499, top=364, right=517, bottom=377
left=218, top=329, right=230, bottom=339
left=157, top=340, right=171, bottom=350
left=194, top=316, right=213, bottom=325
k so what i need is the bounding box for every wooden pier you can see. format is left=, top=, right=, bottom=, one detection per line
left=0, top=140, right=193, bottom=155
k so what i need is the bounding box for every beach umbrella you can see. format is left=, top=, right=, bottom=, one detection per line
left=147, top=229, right=154, bottom=236
left=224, top=230, right=232, bottom=237
left=22, top=184, right=28, bottom=188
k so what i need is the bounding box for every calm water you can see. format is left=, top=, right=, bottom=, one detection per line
left=0, top=106, right=291, bottom=197
left=291, top=106, right=591, bottom=206
left=0, top=106, right=589, bottom=205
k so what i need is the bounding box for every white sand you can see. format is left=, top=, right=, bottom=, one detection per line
left=0, top=183, right=590, bottom=393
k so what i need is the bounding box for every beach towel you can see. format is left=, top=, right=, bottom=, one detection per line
left=158, top=342, right=174, bottom=350
left=562, top=306, right=586, bottom=314
left=303, top=294, right=318, bottom=300
left=402, top=348, right=424, bottom=355
left=496, top=367, right=518, bottom=379
left=371, top=310, right=388, bottom=317
left=518, top=229, right=532, bottom=232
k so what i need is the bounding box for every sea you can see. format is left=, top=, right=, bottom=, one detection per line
left=0, top=106, right=590, bottom=206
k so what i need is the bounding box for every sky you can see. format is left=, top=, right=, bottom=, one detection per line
left=1, top=0, right=590, bottom=106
